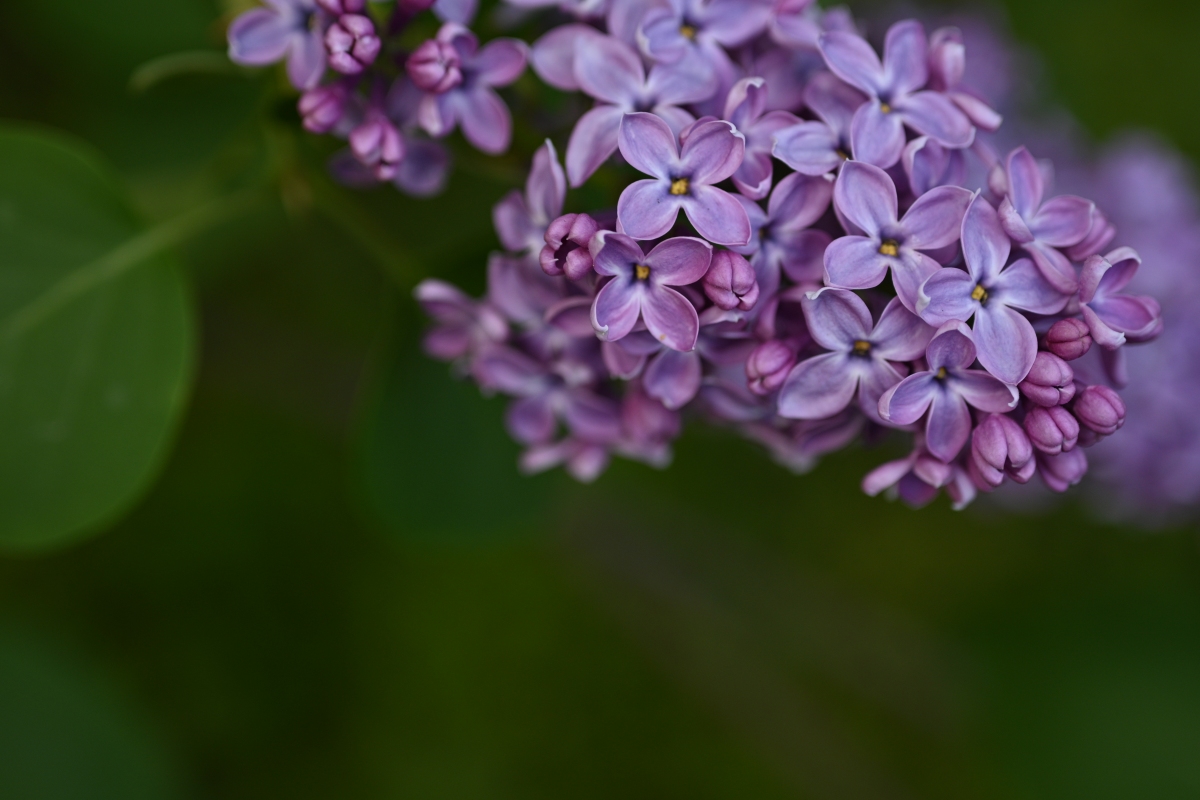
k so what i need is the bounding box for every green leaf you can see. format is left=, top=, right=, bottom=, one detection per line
left=0, top=125, right=196, bottom=550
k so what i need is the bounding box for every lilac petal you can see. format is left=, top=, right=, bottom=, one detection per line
left=772, top=122, right=843, bottom=176
left=1030, top=195, right=1094, bottom=247
left=564, top=391, right=622, bottom=442
left=1006, top=147, right=1044, bottom=219
left=591, top=231, right=646, bottom=277
left=507, top=394, right=557, bottom=444
left=973, top=304, right=1037, bottom=384
left=881, top=20, right=929, bottom=97
left=702, top=0, right=773, bottom=47
left=679, top=120, right=744, bottom=185
left=778, top=229, right=832, bottom=284
left=644, top=236, right=713, bottom=285
left=591, top=276, right=643, bottom=341
left=834, top=160, right=898, bottom=237
left=417, top=92, right=455, bottom=138
left=960, top=194, right=1009, bottom=284
left=916, top=267, right=974, bottom=326
left=458, top=88, right=511, bottom=154
left=955, top=370, right=1019, bottom=412
left=1080, top=304, right=1126, bottom=349
left=903, top=136, right=949, bottom=197
left=770, top=172, right=834, bottom=232
left=602, top=340, right=647, bottom=378
left=644, top=349, right=702, bottom=409
left=926, top=321, right=976, bottom=369
left=228, top=8, right=294, bottom=66
left=733, top=151, right=774, bottom=200
left=545, top=297, right=595, bottom=337
left=724, top=76, right=767, bottom=126
left=863, top=456, right=917, bottom=496
left=531, top=24, right=600, bottom=91
left=652, top=104, right=697, bottom=136
left=894, top=91, right=974, bottom=148
left=872, top=297, right=936, bottom=361
left=682, top=185, right=752, bottom=246
left=473, top=38, right=527, bottom=86
left=858, top=360, right=905, bottom=423
left=1092, top=247, right=1141, bottom=296
left=647, top=61, right=719, bottom=106
left=433, top=0, right=476, bottom=24
left=801, top=287, right=872, bottom=350
left=527, top=140, right=565, bottom=224
left=902, top=185, right=972, bottom=250
left=617, top=180, right=681, bottom=240
left=492, top=191, right=536, bottom=252
left=618, top=112, right=679, bottom=179
left=804, top=71, right=866, bottom=136
left=566, top=105, right=624, bottom=187
left=638, top=6, right=689, bottom=64
left=925, top=389, right=971, bottom=461
left=823, top=236, right=889, bottom=290
left=890, top=251, right=942, bottom=314
left=818, top=30, right=885, bottom=95
left=777, top=352, right=858, bottom=419
left=1090, top=295, right=1159, bottom=335
left=991, top=258, right=1068, bottom=315
left=287, top=29, right=327, bottom=90
left=1024, top=240, right=1079, bottom=294
left=997, top=196, right=1035, bottom=244
left=642, top=284, right=701, bottom=351
left=394, top=138, right=450, bottom=197
left=878, top=372, right=936, bottom=425
left=850, top=102, right=906, bottom=169
left=576, top=35, right=643, bottom=105
left=474, top=346, right=547, bottom=395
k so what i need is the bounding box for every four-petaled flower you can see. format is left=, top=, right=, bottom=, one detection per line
left=1078, top=247, right=1163, bottom=348
left=228, top=0, right=327, bottom=90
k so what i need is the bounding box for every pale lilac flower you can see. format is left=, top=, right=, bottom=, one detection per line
left=878, top=322, right=1018, bottom=462
left=818, top=20, right=974, bottom=168
left=777, top=288, right=934, bottom=422
left=616, top=113, right=751, bottom=246
left=926, top=26, right=1002, bottom=132
left=417, top=23, right=527, bottom=154
left=566, top=35, right=714, bottom=186
left=590, top=232, right=712, bottom=351
left=862, top=444, right=976, bottom=509
left=732, top=172, right=832, bottom=299
left=970, top=413, right=1035, bottom=488
left=771, top=72, right=866, bottom=176
left=768, top=0, right=820, bottom=49
left=493, top=140, right=567, bottom=255
left=529, top=24, right=605, bottom=92
left=824, top=160, right=972, bottom=311
left=1079, top=248, right=1162, bottom=348
left=917, top=194, right=1068, bottom=384
left=996, top=146, right=1094, bottom=293
left=638, top=0, right=771, bottom=67
left=228, top=0, right=327, bottom=90
left=723, top=77, right=800, bottom=199
left=325, top=14, right=380, bottom=74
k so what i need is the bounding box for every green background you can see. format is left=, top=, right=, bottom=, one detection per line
left=0, top=0, right=1198, bottom=797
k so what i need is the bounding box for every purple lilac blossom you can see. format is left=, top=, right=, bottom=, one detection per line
left=228, top=0, right=327, bottom=89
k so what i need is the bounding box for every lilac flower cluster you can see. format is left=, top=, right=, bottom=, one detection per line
left=228, top=0, right=529, bottom=195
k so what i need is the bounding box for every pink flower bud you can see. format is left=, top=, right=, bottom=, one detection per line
left=1037, top=447, right=1088, bottom=493
left=406, top=39, right=463, bottom=93
left=1074, top=385, right=1126, bottom=436
left=349, top=111, right=405, bottom=180
left=1019, top=351, right=1075, bottom=406
left=326, top=14, right=381, bottom=75
left=1044, top=317, right=1092, bottom=361
left=971, top=413, right=1035, bottom=487
left=1024, top=405, right=1080, bottom=456
left=298, top=82, right=348, bottom=134
left=540, top=213, right=599, bottom=279
left=746, top=340, right=796, bottom=396
left=702, top=251, right=759, bottom=311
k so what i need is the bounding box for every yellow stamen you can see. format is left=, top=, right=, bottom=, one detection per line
left=880, top=102, right=892, bottom=114
left=935, top=366, right=948, bottom=380
left=878, top=239, right=899, bottom=257
left=852, top=340, right=871, bottom=356
left=670, top=177, right=689, bottom=195
left=679, top=24, right=697, bottom=39
left=635, top=264, right=651, bottom=280
left=971, top=284, right=988, bottom=303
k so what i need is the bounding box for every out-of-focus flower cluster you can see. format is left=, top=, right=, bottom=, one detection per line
left=229, top=0, right=1168, bottom=508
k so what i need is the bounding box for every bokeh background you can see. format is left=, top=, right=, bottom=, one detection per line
left=2, top=0, right=1199, bottom=797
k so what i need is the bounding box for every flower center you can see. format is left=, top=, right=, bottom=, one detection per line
left=878, top=239, right=899, bottom=257
left=852, top=340, right=872, bottom=356
left=635, top=264, right=651, bottom=280
left=935, top=366, right=948, bottom=380
left=679, top=24, right=697, bottom=39
left=971, top=284, right=989, bottom=304
left=880, top=101, right=892, bottom=114
left=670, top=177, right=690, bottom=196
left=835, top=147, right=850, bottom=160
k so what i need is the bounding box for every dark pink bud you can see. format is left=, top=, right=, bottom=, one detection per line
left=540, top=213, right=599, bottom=279
left=406, top=39, right=463, bottom=93
left=746, top=340, right=796, bottom=396
left=1019, top=351, right=1075, bottom=406
left=1044, top=317, right=1092, bottom=361
left=298, top=83, right=348, bottom=133
left=971, top=413, right=1035, bottom=488
left=1037, top=447, right=1088, bottom=493
left=703, top=251, right=759, bottom=311
left=326, top=14, right=381, bottom=75
left=316, top=0, right=365, bottom=13
left=1065, top=209, right=1116, bottom=262
left=1024, top=405, right=1080, bottom=456
left=349, top=112, right=405, bottom=180
left=1074, top=385, right=1126, bottom=436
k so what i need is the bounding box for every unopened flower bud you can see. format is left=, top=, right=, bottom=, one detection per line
left=1074, top=384, right=1126, bottom=436
left=298, top=82, right=348, bottom=134
left=746, top=340, right=796, bottom=396
left=1019, top=351, right=1075, bottom=406
left=971, top=413, right=1035, bottom=487
left=406, top=39, right=463, bottom=93
left=326, top=14, right=381, bottom=75
left=1024, top=405, right=1080, bottom=456
left=1044, top=317, right=1092, bottom=361
left=703, top=251, right=759, bottom=311
left=540, top=213, right=599, bottom=279
left=316, top=0, right=365, bottom=13
left=349, top=112, right=405, bottom=180
left=1037, top=447, right=1088, bottom=493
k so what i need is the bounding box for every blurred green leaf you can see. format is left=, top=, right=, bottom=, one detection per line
left=0, top=125, right=196, bottom=550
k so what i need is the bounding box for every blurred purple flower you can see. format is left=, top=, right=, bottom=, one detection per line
left=228, top=0, right=327, bottom=89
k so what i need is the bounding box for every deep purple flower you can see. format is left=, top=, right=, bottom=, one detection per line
left=1037, top=446, right=1088, bottom=493
left=723, top=77, right=800, bottom=198
left=778, top=288, right=934, bottom=422
left=325, top=14, right=380, bottom=74
left=541, top=213, right=600, bottom=279
left=566, top=35, right=714, bottom=186
left=996, top=147, right=1094, bottom=293
left=1019, top=351, right=1075, bottom=406
left=926, top=26, right=1002, bottom=132
left=917, top=194, right=1069, bottom=384
left=414, top=279, right=507, bottom=361
left=590, top=232, right=712, bottom=351
left=616, top=113, right=751, bottom=246
left=971, top=413, right=1035, bottom=488
left=702, top=251, right=759, bottom=311
left=1074, top=384, right=1126, bottom=436
left=818, top=20, right=974, bottom=168
left=228, top=0, right=327, bottom=90
left=298, top=81, right=350, bottom=133
left=772, top=72, right=866, bottom=176
left=1024, top=404, right=1079, bottom=456
left=407, top=39, right=463, bottom=93
left=1043, top=317, right=1092, bottom=361
left=493, top=140, right=566, bottom=255
left=732, top=172, right=832, bottom=300
left=417, top=23, right=527, bottom=154
left=1079, top=248, right=1162, bottom=348
left=878, top=322, right=1018, bottom=462
left=824, top=160, right=972, bottom=312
